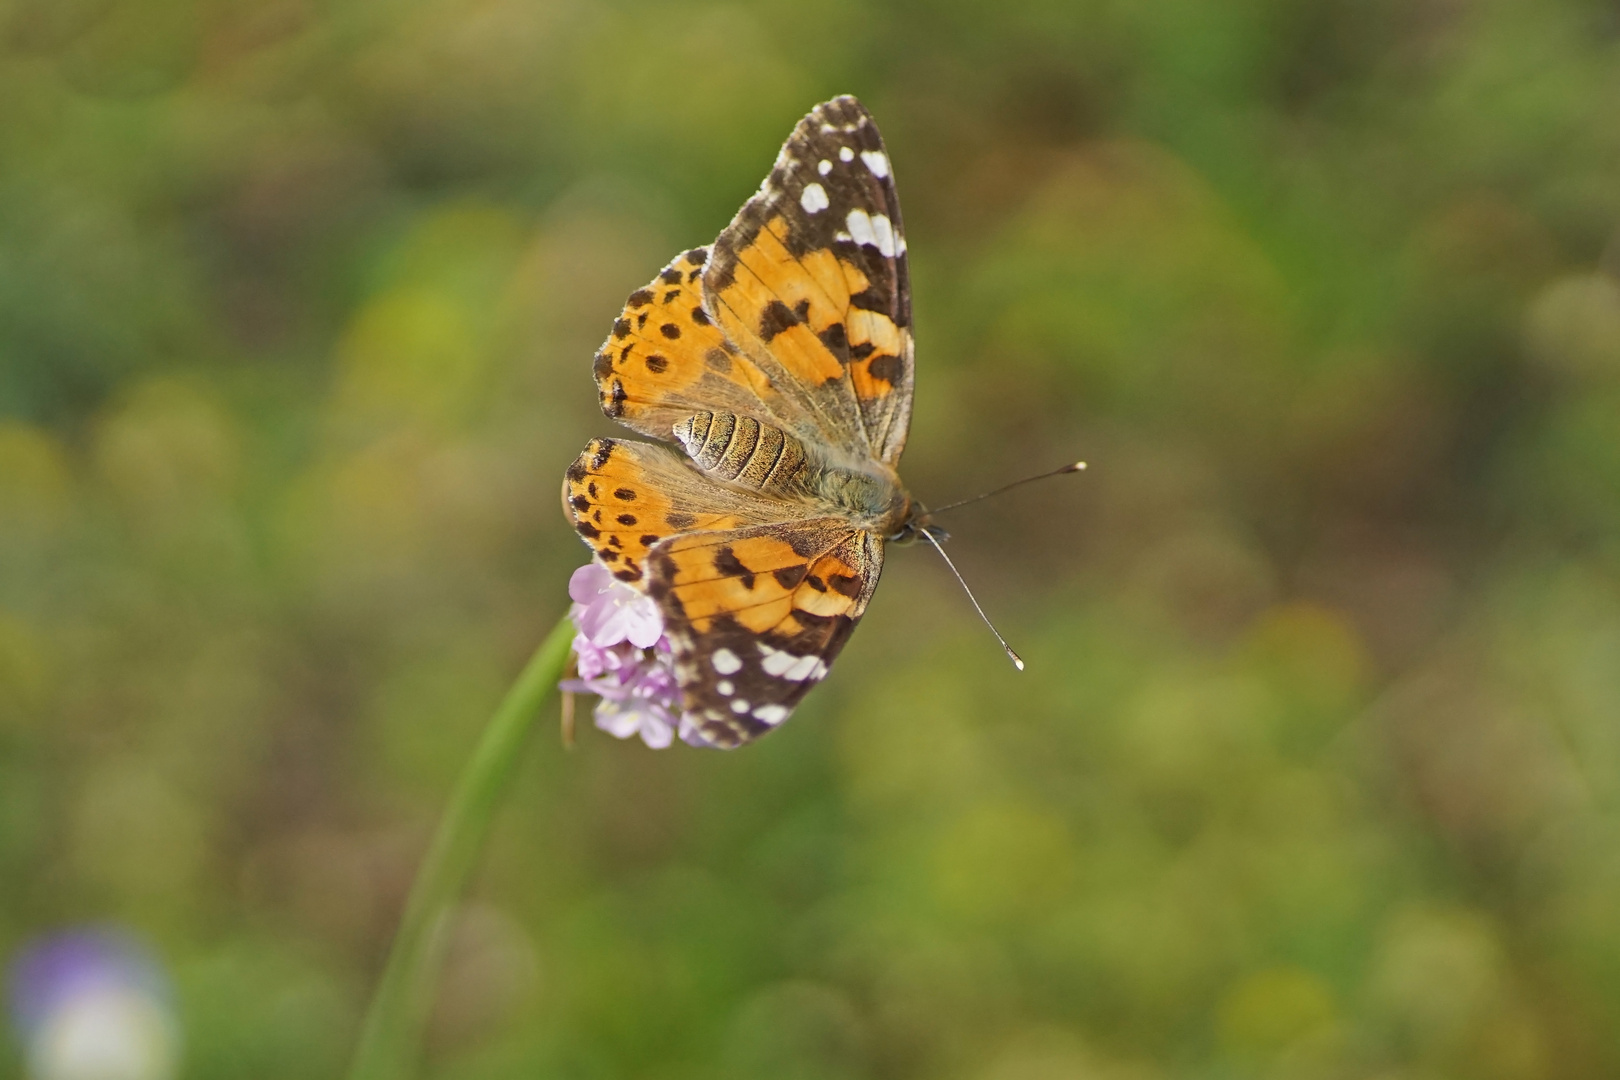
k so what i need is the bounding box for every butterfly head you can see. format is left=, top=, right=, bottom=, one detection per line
left=885, top=500, right=948, bottom=546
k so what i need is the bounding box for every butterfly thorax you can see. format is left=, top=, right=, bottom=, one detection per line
left=674, top=409, right=914, bottom=534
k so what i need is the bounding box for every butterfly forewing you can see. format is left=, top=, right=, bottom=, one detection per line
left=703, top=96, right=915, bottom=466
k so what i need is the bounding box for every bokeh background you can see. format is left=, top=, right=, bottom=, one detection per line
left=4, top=0, right=1620, bottom=1077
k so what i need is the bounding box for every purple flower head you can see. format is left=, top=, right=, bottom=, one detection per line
left=569, top=563, right=662, bottom=649
left=8, top=929, right=179, bottom=1080
left=564, top=561, right=716, bottom=749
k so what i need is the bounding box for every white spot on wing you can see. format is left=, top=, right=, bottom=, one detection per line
left=870, top=213, right=896, bottom=257
left=731, top=698, right=750, bottom=713
left=818, top=159, right=832, bottom=176
left=845, top=210, right=896, bottom=257
left=860, top=150, right=890, bottom=178
left=759, top=644, right=827, bottom=682
left=845, top=209, right=876, bottom=248
left=712, top=648, right=741, bottom=674
left=754, top=704, right=789, bottom=725
left=800, top=183, right=829, bottom=214
left=839, top=146, right=854, bottom=162
left=784, top=654, right=822, bottom=681
left=760, top=647, right=798, bottom=677
left=717, top=680, right=733, bottom=696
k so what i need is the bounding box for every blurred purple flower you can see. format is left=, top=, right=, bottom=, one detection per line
left=9, top=929, right=179, bottom=1080
left=563, top=562, right=713, bottom=748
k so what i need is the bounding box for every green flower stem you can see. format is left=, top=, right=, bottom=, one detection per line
left=348, top=614, right=575, bottom=1080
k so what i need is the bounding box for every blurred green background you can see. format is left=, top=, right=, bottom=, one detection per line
left=4, top=0, right=1620, bottom=1076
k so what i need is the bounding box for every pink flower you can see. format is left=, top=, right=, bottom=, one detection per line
left=568, top=563, right=662, bottom=649
left=562, top=562, right=714, bottom=749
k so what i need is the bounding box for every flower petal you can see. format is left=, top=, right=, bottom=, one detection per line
left=568, top=562, right=615, bottom=604
left=639, top=717, right=675, bottom=749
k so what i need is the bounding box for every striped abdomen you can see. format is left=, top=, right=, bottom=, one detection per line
left=673, top=411, right=808, bottom=494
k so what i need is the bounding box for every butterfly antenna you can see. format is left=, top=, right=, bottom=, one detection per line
left=930, top=461, right=1087, bottom=515
left=918, top=527, right=1025, bottom=671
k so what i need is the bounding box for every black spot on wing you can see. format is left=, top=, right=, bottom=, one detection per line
left=605, top=379, right=627, bottom=417
left=866, top=354, right=903, bottom=385
left=817, top=321, right=850, bottom=361
left=758, top=299, right=799, bottom=342
left=770, top=564, right=806, bottom=590
left=713, top=545, right=755, bottom=590
left=829, top=573, right=862, bottom=598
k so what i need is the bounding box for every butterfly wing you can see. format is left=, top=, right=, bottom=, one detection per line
left=703, top=95, right=915, bottom=466
left=562, top=437, right=790, bottom=585
left=565, top=439, right=884, bottom=745
left=647, top=521, right=883, bottom=747
left=591, top=247, right=802, bottom=444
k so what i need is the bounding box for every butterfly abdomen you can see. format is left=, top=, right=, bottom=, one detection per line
left=674, top=411, right=810, bottom=494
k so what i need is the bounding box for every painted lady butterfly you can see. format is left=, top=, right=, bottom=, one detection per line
left=563, top=96, right=937, bottom=748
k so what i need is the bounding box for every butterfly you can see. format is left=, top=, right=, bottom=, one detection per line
left=563, top=95, right=936, bottom=748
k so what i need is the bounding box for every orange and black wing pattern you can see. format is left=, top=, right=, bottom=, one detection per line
left=562, top=437, right=786, bottom=586
left=703, top=96, right=915, bottom=466
left=646, top=522, right=883, bottom=747
left=592, top=247, right=802, bottom=443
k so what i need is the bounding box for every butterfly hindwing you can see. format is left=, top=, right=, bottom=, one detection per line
left=703, top=95, right=916, bottom=466
left=647, top=522, right=883, bottom=746
left=562, top=437, right=788, bottom=585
